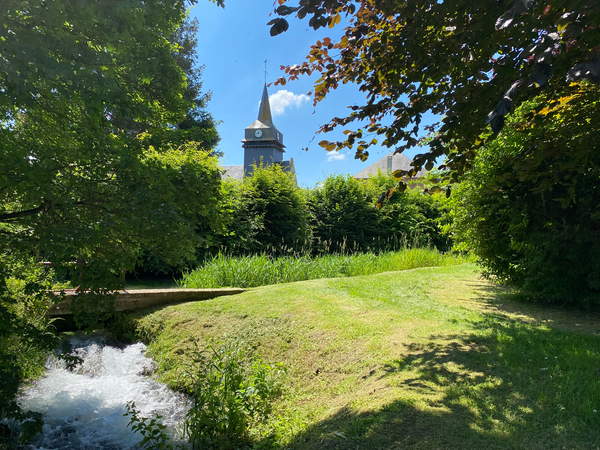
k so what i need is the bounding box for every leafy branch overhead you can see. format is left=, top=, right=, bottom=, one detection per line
left=270, top=0, right=600, bottom=184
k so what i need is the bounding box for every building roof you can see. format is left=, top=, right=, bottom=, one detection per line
left=353, top=151, right=425, bottom=179
left=245, top=83, right=278, bottom=131
left=257, top=83, right=274, bottom=128
left=221, top=159, right=296, bottom=184
left=243, top=82, right=284, bottom=148
left=221, top=165, right=244, bottom=181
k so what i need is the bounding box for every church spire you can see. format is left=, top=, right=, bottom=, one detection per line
left=257, top=83, right=274, bottom=127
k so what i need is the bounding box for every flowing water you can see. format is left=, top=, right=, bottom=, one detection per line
left=19, top=334, right=188, bottom=450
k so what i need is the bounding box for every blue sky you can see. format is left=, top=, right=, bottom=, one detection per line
left=189, top=0, right=436, bottom=187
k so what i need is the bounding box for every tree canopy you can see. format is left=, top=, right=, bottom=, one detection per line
left=1, top=0, right=225, bottom=433
left=270, top=0, right=600, bottom=188
left=0, top=0, right=225, bottom=285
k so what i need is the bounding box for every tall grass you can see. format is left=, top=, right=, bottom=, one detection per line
left=179, top=248, right=468, bottom=289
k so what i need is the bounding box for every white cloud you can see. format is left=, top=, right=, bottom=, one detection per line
left=268, top=90, right=309, bottom=116
left=327, top=151, right=346, bottom=162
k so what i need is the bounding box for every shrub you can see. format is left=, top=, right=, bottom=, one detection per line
left=216, top=164, right=310, bottom=256
left=307, top=172, right=452, bottom=254
left=363, top=171, right=453, bottom=251
left=133, top=144, right=226, bottom=276
left=308, top=174, right=379, bottom=253
left=0, top=254, right=56, bottom=445
left=451, top=87, right=600, bottom=307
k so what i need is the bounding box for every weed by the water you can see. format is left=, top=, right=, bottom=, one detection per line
left=179, top=248, right=467, bottom=288
left=184, top=339, right=285, bottom=449
left=124, top=339, right=285, bottom=450
left=125, top=402, right=175, bottom=450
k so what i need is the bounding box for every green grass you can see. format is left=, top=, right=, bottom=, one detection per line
left=179, top=248, right=468, bottom=288
left=133, top=264, right=600, bottom=449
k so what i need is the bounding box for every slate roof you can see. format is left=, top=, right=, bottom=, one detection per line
left=221, top=158, right=296, bottom=185
left=221, top=165, right=244, bottom=181
left=353, top=151, right=425, bottom=179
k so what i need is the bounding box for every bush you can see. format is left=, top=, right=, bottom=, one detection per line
left=308, top=174, right=379, bottom=253
left=451, top=87, right=600, bottom=307
left=197, top=169, right=452, bottom=262
left=363, top=171, right=453, bottom=251
left=307, top=172, right=451, bottom=254
left=133, top=144, right=226, bottom=276
left=0, top=254, right=57, bottom=445
left=216, top=164, right=310, bottom=256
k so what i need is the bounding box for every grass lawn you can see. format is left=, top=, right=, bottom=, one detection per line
left=133, top=263, right=600, bottom=449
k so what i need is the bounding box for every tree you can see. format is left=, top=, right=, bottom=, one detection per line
left=307, top=173, right=451, bottom=254
left=270, top=0, right=600, bottom=189
left=0, top=0, right=225, bottom=287
left=145, top=17, right=222, bottom=154
left=308, top=174, right=379, bottom=253
left=363, top=172, right=452, bottom=251
left=220, top=164, right=310, bottom=255
left=0, top=0, right=224, bottom=436
left=450, top=84, right=600, bottom=307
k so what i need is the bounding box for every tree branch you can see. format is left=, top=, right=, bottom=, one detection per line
left=0, top=200, right=50, bottom=222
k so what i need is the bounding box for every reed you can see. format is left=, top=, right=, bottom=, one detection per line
left=179, top=248, right=468, bottom=289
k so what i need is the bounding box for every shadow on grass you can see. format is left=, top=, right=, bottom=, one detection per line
left=467, top=282, right=600, bottom=336
left=264, top=290, right=600, bottom=450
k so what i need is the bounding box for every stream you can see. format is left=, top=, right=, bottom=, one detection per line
left=18, top=334, right=188, bottom=450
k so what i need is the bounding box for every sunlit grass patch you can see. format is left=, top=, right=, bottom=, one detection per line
left=134, top=264, right=600, bottom=449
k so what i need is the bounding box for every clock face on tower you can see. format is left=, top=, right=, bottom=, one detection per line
left=254, top=129, right=263, bottom=138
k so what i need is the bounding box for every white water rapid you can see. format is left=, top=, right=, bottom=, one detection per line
left=19, top=334, right=189, bottom=450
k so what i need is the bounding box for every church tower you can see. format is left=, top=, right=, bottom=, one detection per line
left=242, top=83, right=286, bottom=176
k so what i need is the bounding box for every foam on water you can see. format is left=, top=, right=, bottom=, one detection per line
left=19, top=335, right=188, bottom=450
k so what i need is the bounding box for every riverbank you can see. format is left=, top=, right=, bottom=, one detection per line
left=132, top=264, right=600, bottom=449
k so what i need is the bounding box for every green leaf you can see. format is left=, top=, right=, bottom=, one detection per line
left=276, top=5, right=300, bottom=16
left=268, top=18, right=289, bottom=36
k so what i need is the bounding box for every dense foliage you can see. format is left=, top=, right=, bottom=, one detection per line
left=203, top=169, right=450, bottom=261
left=451, top=85, right=600, bottom=307
left=0, top=0, right=224, bottom=438
left=306, top=173, right=449, bottom=252
left=308, top=175, right=379, bottom=253
left=144, top=17, right=221, bottom=154
left=1, top=1, right=223, bottom=288
left=0, top=255, right=56, bottom=445
left=271, top=0, right=600, bottom=189
left=363, top=172, right=452, bottom=251
left=216, top=164, right=311, bottom=256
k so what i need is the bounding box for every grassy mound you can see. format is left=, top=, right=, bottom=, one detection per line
left=135, top=264, right=600, bottom=449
